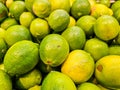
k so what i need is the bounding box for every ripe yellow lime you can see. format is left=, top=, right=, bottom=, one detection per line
left=32, top=0, right=51, bottom=18
left=0, top=63, right=4, bottom=71
left=48, top=9, right=70, bottom=32
left=61, top=26, right=86, bottom=50
left=76, top=15, right=96, bottom=38
left=1, top=17, right=18, bottom=30
left=9, top=1, right=26, bottom=21
left=77, top=82, right=101, bottom=90
left=49, top=0, right=70, bottom=13
left=4, top=40, right=39, bottom=77
left=6, top=0, right=13, bottom=8
left=0, top=28, right=5, bottom=39
left=67, top=16, right=76, bottom=27
left=84, top=38, right=109, bottom=61
left=16, top=69, right=42, bottom=90
left=61, top=50, right=94, bottom=84
left=0, top=70, right=12, bottom=90
left=95, top=55, right=120, bottom=89
left=71, top=0, right=91, bottom=19
left=28, top=85, right=41, bottom=90
left=30, top=18, right=50, bottom=40
left=39, top=34, right=69, bottom=67
left=94, top=15, right=120, bottom=41
left=4, top=25, right=32, bottom=47
left=20, top=12, right=35, bottom=28
left=70, top=0, right=75, bottom=7
left=0, top=38, right=7, bottom=62
left=88, top=0, right=96, bottom=8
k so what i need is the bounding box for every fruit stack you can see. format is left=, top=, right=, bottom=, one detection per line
left=0, top=0, right=120, bottom=90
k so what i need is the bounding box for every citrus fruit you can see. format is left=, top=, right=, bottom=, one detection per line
left=91, top=4, right=113, bottom=18
left=95, top=55, right=120, bottom=89
left=61, top=50, right=94, bottom=84
left=6, top=0, right=13, bottom=8
left=16, top=69, right=42, bottom=90
left=108, top=45, right=120, bottom=55
left=94, top=15, right=120, bottom=41
left=30, top=18, right=50, bottom=40
left=1, top=17, right=18, bottom=30
left=48, top=9, right=70, bottom=32
left=3, top=40, right=39, bottom=76
left=32, top=0, right=51, bottom=18
left=28, top=85, right=41, bottom=90
left=70, top=0, right=75, bottom=7
left=0, top=2, right=8, bottom=22
left=41, top=71, right=77, bottom=90
left=99, top=0, right=110, bottom=7
left=77, top=82, right=101, bottom=90
left=25, top=0, right=34, bottom=12
left=0, top=70, right=12, bottom=90
left=0, top=63, right=4, bottom=71
left=49, top=0, right=70, bottom=13
left=0, top=38, right=7, bottom=62
left=67, top=16, right=76, bottom=27
left=115, top=30, right=120, bottom=44
left=61, top=26, right=86, bottom=50
left=19, top=12, right=35, bottom=28
left=97, top=84, right=109, bottom=90
left=84, top=38, right=109, bottom=61
left=0, top=28, right=5, bottom=39
left=71, top=0, right=91, bottom=19
left=9, top=1, right=26, bottom=21
left=76, top=15, right=96, bottom=38
left=4, top=25, right=32, bottom=47
left=111, top=1, right=120, bottom=12
left=88, top=0, right=96, bottom=8
left=114, top=7, right=120, bottom=24
left=39, top=34, right=69, bottom=67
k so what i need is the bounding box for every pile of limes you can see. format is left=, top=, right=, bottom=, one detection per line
left=0, top=0, right=120, bottom=90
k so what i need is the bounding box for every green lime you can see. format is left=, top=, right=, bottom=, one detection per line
left=108, top=45, right=120, bottom=55
left=111, top=1, right=120, bottom=12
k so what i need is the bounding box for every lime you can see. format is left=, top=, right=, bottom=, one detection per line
left=71, top=0, right=91, bottom=19
left=67, top=16, right=76, bottom=27
left=32, top=0, right=51, bottom=18
left=76, top=15, right=96, bottom=38
left=94, top=15, right=120, bottom=41
left=9, top=1, right=26, bottom=21
left=84, top=38, right=109, bottom=61
left=0, top=63, right=4, bottom=71
left=4, top=40, right=39, bottom=76
left=20, top=12, right=35, bottom=28
left=48, top=9, right=70, bottom=32
left=4, top=25, right=32, bottom=47
left=111, top=1, right=120, bottom=12
left=28, top=85, right=41, bottom=90
left=98, top=0, right=111, bottom=7
left=1, top=17, right=18, bottom=30
left=77, top=82, right=101, bottom=90
left=0, top=2, right=8, bottom=22
left=39, top=34, right=69, bottom=67
left=0, top=70, right=12, bottom=90
left=25, top=0, right=34, bottom=12
left=0, top=28, right=5, bottom=39
left=41, top=71, right=77, bottom=90
left=49, top=0, right=70, bottom=13
left=114, top=7, right=120, bottom=24
left=16, top=69, right=42, bottom=90
left=108, top=45, right=120, bottom=55
left=30, top=18, right=50, bottom=40
left=61, top=50, right=94, bottom=84
left=61, top=26, right=86, bottom=50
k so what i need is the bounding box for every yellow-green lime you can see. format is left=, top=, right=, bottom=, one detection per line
left=108, top=45, right=120, bottom=55
left=32, top=0, right=51, bottom=18
left=28, top=85, right=41, bottom=90
left=16, top=69, right=42, bottom=90
left=4, top=25, right=32, bottom=47
left=0, top=28, right=5, bottom=39
left=0, top=2, right=8, bottom=22
left=1, top=17, right=18, bottom=30
left=71, top=0, right=91, bottom=19
left=84, top=38, right=109, bottom=61
left=70, top=0, right=75, bottom=7
left=94, top=15, right=120, bottom=41
left=25, top=0, right=34, bottom=12
left=39, top=34, right=69, bottom=67
left=114, top=7, right=120, bottom=24
left=9, top=1, right=26, bottom=20
left=6, top=0, right=13, bottom=8
left=41, top=71, right=77, bottom=90
left=49, top=0, right=70, bottom=13
left=0, top=38, right=7, bottom=62
left=30, top=18, right=50, bottom=40
left=95, top=55, right=120, bottom=89
left=111, top=1, right=120, bottom=12
left=4, top=40, right=39, bottom=76
left=0, top=70, right=12, bottom=90
left=115, top=30, right=120, bottom=44
left=48, top=9, right=70, bottom=32
left=20, top=12, right=35, bottom=28
left=77, top=82, right=101, bottom=90
left=76, top=15, right=96, bottom=38
left=0, top=63, right=4, bottom=71
left=67, top=16, right=76, bottom=27
left=61, top=26, right=86, bottom=50
left=99, top=0, right=110, bottom=7
left=61, top=50, right=94, bottom=84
